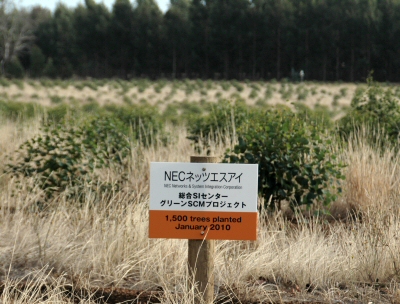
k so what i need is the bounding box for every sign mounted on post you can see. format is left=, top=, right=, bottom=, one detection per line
left=149, top=162, right=258, bottom=240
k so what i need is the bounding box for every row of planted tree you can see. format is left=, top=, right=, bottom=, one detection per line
left=3, top=78, right=398, bottom=210
left=2, top=0, right=400, bottom=82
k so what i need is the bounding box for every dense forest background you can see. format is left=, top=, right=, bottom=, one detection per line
left=1, top=0, right=400, bottom=82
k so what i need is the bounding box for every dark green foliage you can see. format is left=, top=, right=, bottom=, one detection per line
left=0, top=77, right=11, bottom=87
left=6, top=116, right=130, bottom=198
left=79, top=115, right=131, bottom=166
left=162, top=104, right=180, bottom=125
left=224, top=109, right=345, bottom=211
left=17, top=0, right=400, bottom=81
left=30, top=45, right=46, bottom=78
left=187, top=99, right=250, bottom=148
left=102, top=104, right=164, bottom=145
left=43, top=59, right=57, bottom=78
left=50, top=95, right=63, bottom=104
left=81, top=101, right=101, bottom=113
left=5, top=101, right=170, bottom=200
left=294, top=103, right=335, bottom=131
left=162, top=101, right=203, bottom=126
left=339, top=77, right=400, bottom=146
left=0, top=100, right=42, bottom=121
left=46, top=104, right=78, bottom=123
left=5, top=58, right=25, bottom=79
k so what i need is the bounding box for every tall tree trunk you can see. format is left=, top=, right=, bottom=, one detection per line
left=305, top=29, right=309, bottom=78
left=252, top=27, right=256, bottom=79
left=0, top=59, right=4, bottom=76
left=350, top=36, right=355, bottom=82
left=277, top=28, right=281, bottom=79
left=172, top=42, right=176, bottom=78
left=205, top=23, right=209, bottom=78
left=366, top=32, right=371, bottom=75
left=336, top=46, right=340, bottom=81
left=224, top=50, right=229, bottom=79
left=238, top=35, right=243, bottom=79
left=322, top=54, right=327, bottom=81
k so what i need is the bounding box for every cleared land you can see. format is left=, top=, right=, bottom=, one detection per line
left=0, top=79, right=400, bottom=303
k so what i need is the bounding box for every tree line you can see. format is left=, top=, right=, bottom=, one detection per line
left=2, top=0, right=400, bottom=82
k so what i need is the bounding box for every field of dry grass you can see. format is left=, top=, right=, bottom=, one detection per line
left=0, top=78, right=359, bottom=111
left=1, top=79, right=400, bottom=303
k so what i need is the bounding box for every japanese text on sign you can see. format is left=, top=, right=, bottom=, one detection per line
left=150, top=162, right=258, bottom=212
left=165, top=171, right=243, bottom=183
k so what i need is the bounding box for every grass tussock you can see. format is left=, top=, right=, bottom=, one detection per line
left=1, top=117, right=400, bottom=303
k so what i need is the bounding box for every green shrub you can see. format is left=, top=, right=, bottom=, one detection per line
left=165, top=88, right=177, bottom=101
left=12, top=79, right=24, bottom=90
left=339, top=87, right=348, bottom=97
left=154, top=80, right=166, bottom=93
left=264, top=84, right=274, bottom=100
left=43, top=59, right=57, bottom=78
left=0, top=100, right=41, bottom=121
left=0, top=77, right=11, bottom=87
left=250, top=83, right=260, bottom=91
left=231, top=80, right=244, bottom=92
left=102, top=104, right=165, bottom=146
left=50, top=95, right=64, bottom=104
left=332, top=94, right=340, bottom=107
left=338, top=77, right=400, bottom=146
left=310, top=86, right=317, bottom=95
left=123, top=95, right=132, bottom=105
left=294, top=103, right=334, bottom=131
left=30, top=45, right=46, bottom=78
left=249, top=89, right=258, bottom=99
left=137, top=79, right=150, bottom=93
left=162, top=101, right=205, bottom=126
left=394, top=86, right=400, bottom=99
left=6, top=58, right=25, bottom=79
left=279, top=83, right=293, bottom=100
left=224, top=108, right=344, bottom=211
left=6, top=116, right=130, bottom=199
left=81, top=101, right=100, bottom=113
left=46, top=104, right=73, bottom=123
left=187, top=99, right=250, bottom=148
left=255, top=98, right=267, bottom=107
left=162, top=104, right=180, bottom=125
left=205, top=80, right=213, bottom=90
left=185, top=86, right=193, bottom=96
left=220, top=81, right=230, bottom=91
left=295, top=85, right=309, bottom=101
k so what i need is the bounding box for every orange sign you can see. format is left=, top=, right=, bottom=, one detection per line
left=149, top=210, right=258, bottom=240
left=149, top=162, right=259, bottom=240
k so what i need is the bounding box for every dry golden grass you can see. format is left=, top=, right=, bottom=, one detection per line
left=1, top=117, right=400, bottom=303
left=0, top=79, right=358, bottom=110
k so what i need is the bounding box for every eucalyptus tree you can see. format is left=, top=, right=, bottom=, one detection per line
left=248, top=0, right=271, bottom=79
left=133, top=0, right=163, bottom=76
left=34, top=3, right=77, bottom=78
left=0, top=0, right=34, bottom=76
left=208, top=0, right=251, bottom=79
left=164, top=0, right=190, bottom=77
left=361, top=0, right=380, bottom=76
left=73, top=0, right=111, bottom=77
left=110, top=0, right=134, bottom=78
left=188, top=0, right=209, bottom=77
left=377, top=0, right=400, bottom=81
left=263, top=0, right=294, bottom=80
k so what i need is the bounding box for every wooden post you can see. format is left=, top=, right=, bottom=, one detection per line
left=188, top=156, right=218, bottom=304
